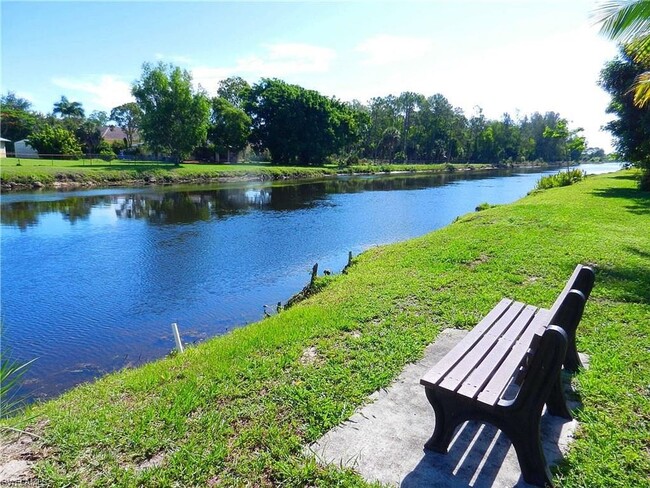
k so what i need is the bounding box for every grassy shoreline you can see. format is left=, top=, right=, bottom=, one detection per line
left=2, top=171, right=648, bottom=486
left=0, top=159, right=527, bottom=191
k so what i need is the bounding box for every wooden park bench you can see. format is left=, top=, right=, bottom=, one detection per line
left=420, top=264, right=595, bottom=487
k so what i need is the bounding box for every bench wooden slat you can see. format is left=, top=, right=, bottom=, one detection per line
left=420, top=298, right=514, bottom=388
left=437, top=301, right=528, bottom=392
left=456, top=305, right=538, bottom=400
left=477, top=310, right=550, bottom=406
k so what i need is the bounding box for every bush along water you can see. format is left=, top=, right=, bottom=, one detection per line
left=0, top=337, right=36, bottom=419
left=534, top=168, right=586, bottom=191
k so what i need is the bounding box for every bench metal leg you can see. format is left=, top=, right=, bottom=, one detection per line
left=564, top=331, right=583, bottom=373
left=546, top=374, right=573, bottom=419
left=503, top=408, right=554, bottom=487
left=423, top=388, right=465, bottom=453
left=423, top=388, right=555, bottom=487
left=504, top=326, right=567, bottom=487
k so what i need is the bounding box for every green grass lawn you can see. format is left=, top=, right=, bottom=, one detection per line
left=0, top=158, right=335, bottom=186
left=3, top=170, right=648, bottom=486
left=0, top=158, right=494, bottom=189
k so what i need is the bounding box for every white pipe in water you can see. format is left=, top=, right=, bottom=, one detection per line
left=171, top=322, right=184, bottom=353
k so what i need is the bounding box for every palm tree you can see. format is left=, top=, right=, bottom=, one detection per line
left=53, top=95, right=85, bottom=118
left=596, top=0, right=650, bottom=106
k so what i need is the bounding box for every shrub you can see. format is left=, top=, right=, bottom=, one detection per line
left=110, top=140, right=126, bottom=153
left=97, top=140, right=116, bottom=161
left=99, top=149, right=116, bottom=161
left=393, top=151, right=407, bottom=164
left=345, top=153, right=359, bottom=166
left=534, top=169, right=586, bottom=191
left=1, top=325, right=36, bottom=419
left=475, top=202, right=495, bottom=211
left=28, top=125, right=82, bottom=159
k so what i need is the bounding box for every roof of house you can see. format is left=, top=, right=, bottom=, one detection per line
left=100, top=125, right=129, bottom=142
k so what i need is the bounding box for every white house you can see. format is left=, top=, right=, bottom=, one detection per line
left=0, top=137, right=9, bottom=158
left=14, top=139, right=39, bottom=158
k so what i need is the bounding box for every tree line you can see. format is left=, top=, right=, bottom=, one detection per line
left=0, top=92, right=143, bottom=161
left=2, top=62, right=603, bottom=166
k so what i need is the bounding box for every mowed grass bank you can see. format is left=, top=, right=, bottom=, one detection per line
left=0, top=159, right=334, bottom=189
left=4, top=171, right=649, bottom=486
left=0, top=158, right=494, bottom=190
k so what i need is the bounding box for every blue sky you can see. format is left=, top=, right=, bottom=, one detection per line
left=2, top=1, right=618, bottom=150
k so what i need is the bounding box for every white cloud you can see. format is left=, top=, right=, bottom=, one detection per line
left=248, top=43, right=336, bottom=74
left=190, top=42, right=337, bottom=94
left=436, top=24, right=617, bottom=150
left=191, top=66, right=237, bottom=93
left=49, top=42, right=336, bottom=110
left=356, top=35, right=434, bottom=66
left=51, top=75, right=133, bottom=111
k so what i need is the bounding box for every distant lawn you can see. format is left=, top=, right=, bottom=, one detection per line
left=0, top=157, right=495, bottom=189
left=0, top=158, right=335, bottom=187
left=2, top=170, right=648, bottom=486
left=0, top=157, right=327, bottom=176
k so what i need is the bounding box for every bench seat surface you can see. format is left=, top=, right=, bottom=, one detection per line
left=420, top=299, right=548, bottom=407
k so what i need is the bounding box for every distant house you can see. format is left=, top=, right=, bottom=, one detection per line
left=101, top=126, right=139, bottom=146
left=15, top=139, right=39, bottom=158
left=0, top=137, right=9, bottom=158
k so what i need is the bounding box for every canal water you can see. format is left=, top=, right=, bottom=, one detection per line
left=0, top=163, right=621, bottom=399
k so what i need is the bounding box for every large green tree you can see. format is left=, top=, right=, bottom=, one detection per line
left=75, top=111, right=109, bottom=155
left=600, top=48, right=650, bottom=188
left=209, top=97, right=251, bottom=162
left=110, top=102, right=142, bottom=148
left=1, top=92, right=39, bottom=150
left=1, top=92, right=32, bottom=111
left=217, top=76, right=251, bottom=110
left=132, top=62, right=210, bottom=164
left=246, top=78, right=359, bottom=165
left=365, top=96, right=400, bottom=161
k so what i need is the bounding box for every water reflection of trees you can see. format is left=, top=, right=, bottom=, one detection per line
left=1, top=202, right=40, bottom=230
left=2, top=172, right=510, bottom=230
left=1, top=198, right=96, bottom=230
left=113, top=189, right=271, bottom=224
left=112, top=185, right=326, bottom=224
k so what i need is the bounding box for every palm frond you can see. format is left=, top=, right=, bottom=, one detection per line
left=596, top=1, right=650, bottom=42
left=627, top=33, right=650, bottom=64
left=630, top=71, right=650, bottom=106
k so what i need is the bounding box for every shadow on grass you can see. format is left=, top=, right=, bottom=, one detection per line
left=596, top=261, right=650, bottom=305
left=590, top=186, right=650, bottom=215
left=626, top=246, right=650, bottom=260
left=609, top=173, right=639, bottom=181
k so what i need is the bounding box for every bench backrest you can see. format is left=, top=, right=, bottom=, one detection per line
left=503, top=324, right=567, bottom=410
left=548, top=264, right=595, bottom=323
